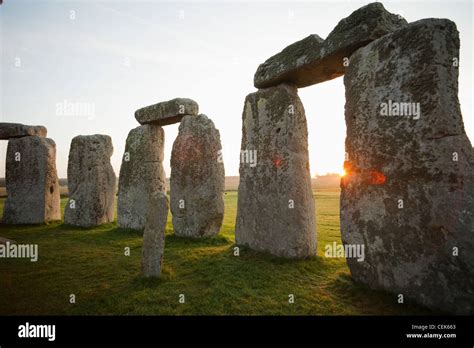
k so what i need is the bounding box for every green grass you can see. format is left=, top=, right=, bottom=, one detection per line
left=0, top=189, right=433, bottom=315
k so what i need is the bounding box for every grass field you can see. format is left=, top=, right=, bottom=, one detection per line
left=0, top=189, right=433, bottom=315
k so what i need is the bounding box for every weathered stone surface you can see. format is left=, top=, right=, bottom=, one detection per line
left=254, top=3, right=406, bottom=88
left=135, top=98, right=199, bottom=126
left=0, top=122, right=47, bottom=140
left=2, top=136, right=61, bottom=224
left=64, top=135, right=116, bottom=227
left=235, top=84, right=316, bottom=258
left=118, top=125, right=166, bottom=230
left=142, top=192, right=168, bottom=277
left=170, top=114, right=225, bottom=238
left=341, top=19, right=474, bottom=314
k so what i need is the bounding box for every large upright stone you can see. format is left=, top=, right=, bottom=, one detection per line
left=170, top=114, right=225, bottom=238
left=64, top=135, right=116, bottom=227
left=235, top=84, right=316, bottom=258
left=142, top=192, right=169, bottom=277
left=341, top=19, right=474, bottom=314
left=0, top=122, right=47, bottom=140
left=135, top=98, right=199, bottom=126
left=118, top=125, right=166, bottom=230
left=2, top=136, right=60, bottom=224
left=254, top=3, right=406, bottom=88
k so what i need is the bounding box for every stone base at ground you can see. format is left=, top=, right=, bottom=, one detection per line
left=235, top=84, right=316, bottom=258
left=2, top=136, right=61, bottom=224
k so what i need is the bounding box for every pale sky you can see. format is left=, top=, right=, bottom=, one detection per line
left=1, top=0, right=473, bottom=178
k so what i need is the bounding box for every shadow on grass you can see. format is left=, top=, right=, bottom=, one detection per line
left=105, top=226, right=144, bottom=238
left=132, top=275, right=165, bottom=289
left=237, top=244, right=327, bottom=266
left=166, top=234, right=231, bottom=247
left=328, top=272, right=438, bottom=315
left=0, top=220, right=63, bottom=234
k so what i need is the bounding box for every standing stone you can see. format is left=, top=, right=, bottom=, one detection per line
left=170, top=114, right=225, bottom=238
left=142, top=192, right=168, bottom=277
left=341, top=19, right=474, bottom=314
left=253, top=3, right=406, bottom=89
left=0, top=122, right=47, bottom=140
left=2, top=136, right=60, bottom=224
left=118, top=125, right=166, bottom=230
left=135, top=98, right=199, bottom=126
left=235, top=84, right=316, bottom=258
left=64, top=135, right=116, bottom=227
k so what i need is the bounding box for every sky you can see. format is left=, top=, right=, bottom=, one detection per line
left=0, top=0, right=473, bottom=178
